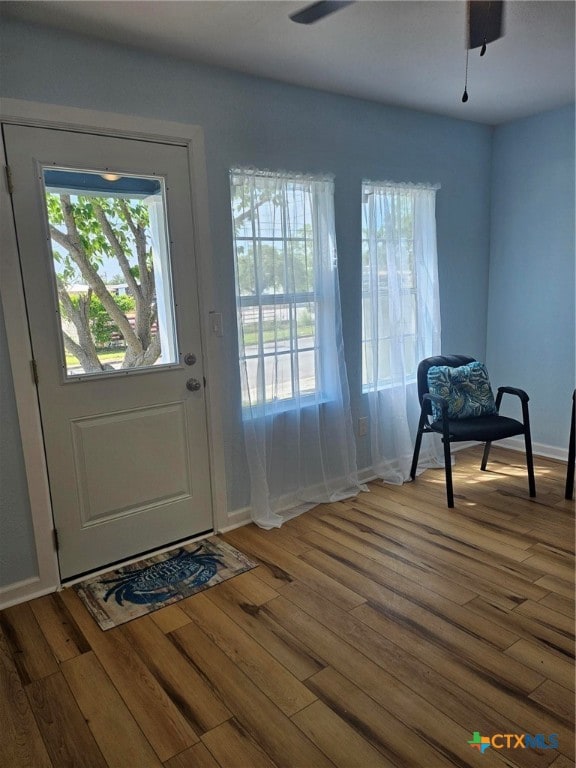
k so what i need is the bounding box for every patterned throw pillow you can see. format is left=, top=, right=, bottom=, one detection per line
left=427, top=362, right=497, bottom=421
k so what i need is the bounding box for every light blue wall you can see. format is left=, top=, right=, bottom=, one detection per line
left=0, top=19, right=494, bottom=517
left=488, top=105, right=575, bottom=448
left=0, top=18, right=499, bottom=587
left=0, top=296, right=38, bottom=585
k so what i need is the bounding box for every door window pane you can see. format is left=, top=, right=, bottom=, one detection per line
left=42, top=168, right=178, bottom=378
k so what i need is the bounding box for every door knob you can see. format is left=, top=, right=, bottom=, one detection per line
left=186, top=378, right=202, bottom=392
left=184, top=353, right=197, bottom=366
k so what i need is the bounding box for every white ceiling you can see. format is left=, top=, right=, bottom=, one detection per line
left=2, top=0, right=575, bottom=124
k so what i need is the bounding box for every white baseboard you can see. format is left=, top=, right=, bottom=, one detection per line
left=0, top=577, right=59, bottom=611
left=218, top=475, right=376, bottom=531
left=357, top=443, right=475, bottom=485
left=496, top=437, right=568, bottom=462
left=218, top=507, right=252, bottom=533
left=355, top=438, right=567, bottom=490
left=399, top=439, right=567, bottom=462
left=358, top=468, right=379, bottom=484
left=419, top=438, right=568, bottom=462
left=451, top=441, right=478, bottom=453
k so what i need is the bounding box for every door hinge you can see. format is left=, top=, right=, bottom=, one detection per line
left=31, top=359, right=39, bottom=386
left=5, top=165, right=14, bottom=195
left=53, top=529, right=60, bottom=552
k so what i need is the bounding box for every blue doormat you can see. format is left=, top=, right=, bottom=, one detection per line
left=73, top=536, right=258, bottom=630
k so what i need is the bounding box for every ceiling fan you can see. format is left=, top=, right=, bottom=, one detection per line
left=290, top=1, right=355, bottom=25
left=290, top=1, right=505, bottom=103
left=290, top=1, right=505, bottom=52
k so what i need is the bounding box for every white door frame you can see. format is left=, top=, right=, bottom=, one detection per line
left=0, top=98, right=228, bottom=607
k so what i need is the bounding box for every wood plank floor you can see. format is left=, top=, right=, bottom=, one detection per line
left=1, top=446, right=574, bottom=767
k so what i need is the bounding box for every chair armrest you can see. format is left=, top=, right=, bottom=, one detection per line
left=423, top=393, right=453, bottom=440
left=496, top=386, right=529, bottom=405
left=423, top=392, right=448, bottom=417
left=495, top=387, right=531, bottom=430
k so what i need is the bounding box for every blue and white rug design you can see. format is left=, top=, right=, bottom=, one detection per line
left=73, top=537, right=257, bottom=630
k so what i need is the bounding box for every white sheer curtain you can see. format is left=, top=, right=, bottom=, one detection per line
left=362, top=181, right=443, bottom=483
left=231, top=169, right=365, bottom=529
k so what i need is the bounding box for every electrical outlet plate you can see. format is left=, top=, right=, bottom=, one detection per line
left=358, top=417, right=368, bottom=437
left=210, top=311, right=223, bottom=337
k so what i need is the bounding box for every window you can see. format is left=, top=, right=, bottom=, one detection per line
left=230, top=169, right=332, bottom=408
left=361, top=181, right=440, bottom=390
left=42, top=168, right=178, bottom=378
left=361, top=180, right=441, bottom=484
left=229, top=168, right=362, bottom=529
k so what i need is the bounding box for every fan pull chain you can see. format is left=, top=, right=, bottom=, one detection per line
left=462, top=49, right=469, bottom=102
left=480, top=1, right=492, bottom=56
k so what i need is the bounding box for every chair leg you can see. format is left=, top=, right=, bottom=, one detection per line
left=443, top=438, right=454, bottom=508
left=410, top=411, right=427, bottom=480
left=565, top=392, right=575, bottom=500
left=566, top=451, right=575, bottom=501
left=518, top=399, right=536, bottom=498
left=480, top=441, right=491, bottom=471
left=524, top=430, right=536, bottom=498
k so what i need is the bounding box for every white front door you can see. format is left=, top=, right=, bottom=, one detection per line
left=4, top=124, right=213, bottom=579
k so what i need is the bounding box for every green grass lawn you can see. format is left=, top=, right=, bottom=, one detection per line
left=66, top=349, right=126, bottom=367
left=242, top=322, right=314, bottom=346
left=66, top=322, right=316, bottom=366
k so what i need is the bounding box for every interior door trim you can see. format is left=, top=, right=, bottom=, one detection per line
left=0, top=98, right=228, bottom=607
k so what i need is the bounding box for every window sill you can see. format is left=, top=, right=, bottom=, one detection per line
left=362, top=376, right=417, bottom=394
left=241, top=393, right=329, bottom=420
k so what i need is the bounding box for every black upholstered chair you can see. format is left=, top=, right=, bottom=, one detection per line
left=565, top=390, right=575, bottom=501
left=409, top=354, right=536, bottom=508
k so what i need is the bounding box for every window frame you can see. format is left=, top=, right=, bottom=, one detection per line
left=361, top=183, right=420, bottom=392
left=230, top=171, right=326, bottom=411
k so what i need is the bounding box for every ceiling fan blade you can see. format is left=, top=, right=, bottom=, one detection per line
left=290, top=1, right=355, bottom=25
left=467, top=0, right=505, bottom=49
